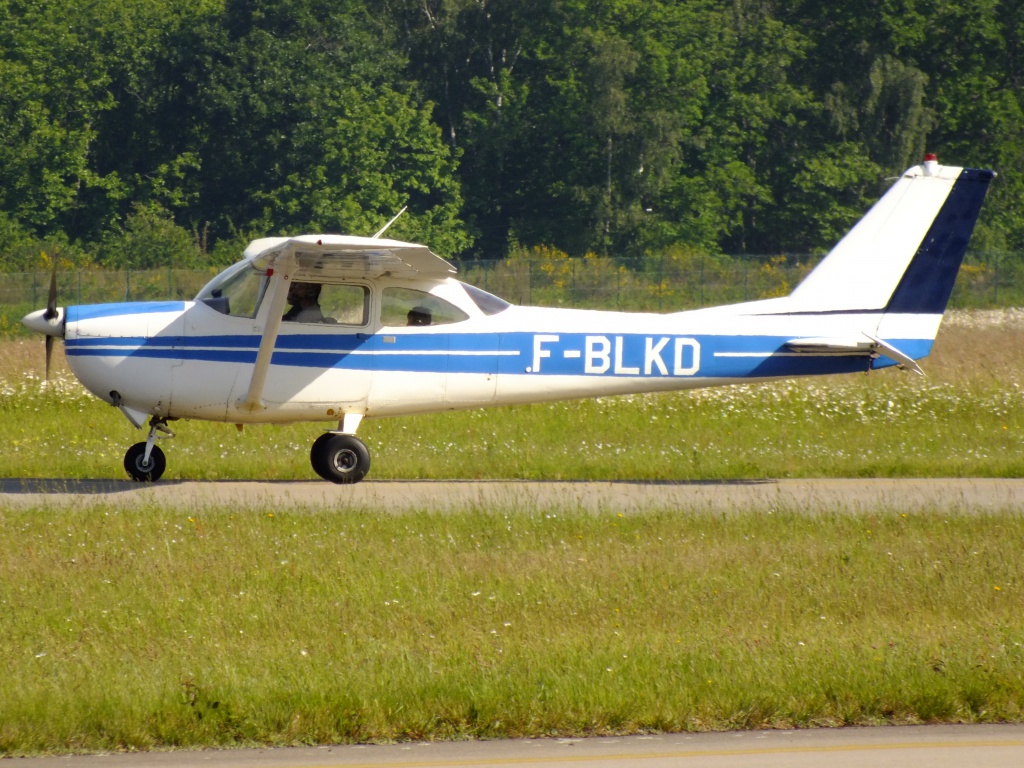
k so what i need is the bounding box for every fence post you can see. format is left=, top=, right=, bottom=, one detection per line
left=658, top=253, right=663, bottom=311
left=993, top=256, right=998, bottom=306
left=527, top=257, right=533, bottom=306
left=699, top=253, right=705, bottom=306
left=571, top=258, right=576, bottom=307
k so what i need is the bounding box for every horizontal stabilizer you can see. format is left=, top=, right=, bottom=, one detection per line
left=785, top=335, right=924, bottom=375
left=784, top=337, right=875, bottom=355
left=864, top=334, right=925, bottom=375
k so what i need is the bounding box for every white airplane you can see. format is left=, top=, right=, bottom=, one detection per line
left=23, top=155, right=994, bottom=483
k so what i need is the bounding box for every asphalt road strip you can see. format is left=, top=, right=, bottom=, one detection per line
left=3, top=478, right=1024, bottom=513
left=11, top=724, right=1024, bottom=768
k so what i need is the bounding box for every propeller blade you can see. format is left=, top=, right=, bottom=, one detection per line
left=43, top=256, right=58, bottom=321
left=43, top=253, right=59, bottom=380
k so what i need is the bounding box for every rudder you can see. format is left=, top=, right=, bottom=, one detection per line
left=883, top=168, right=996, bottom=314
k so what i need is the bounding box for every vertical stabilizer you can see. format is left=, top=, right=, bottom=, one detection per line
left=787, top=160, right=994, bottom=313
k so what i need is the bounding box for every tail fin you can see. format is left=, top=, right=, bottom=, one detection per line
left=788, top=158, right=995, bottom=314
left=882, top=168, right=995, bottom=314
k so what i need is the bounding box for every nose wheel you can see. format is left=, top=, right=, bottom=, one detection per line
left=124, top=417, right=173, bottom=482
left=310, top=433, right=371, bottom=484
left=124, top=442, right=166, bottom=482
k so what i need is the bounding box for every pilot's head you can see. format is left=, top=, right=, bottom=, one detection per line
left=407, top=306, right=431, bottom=326
left=288, top=281, right=321, bottom=306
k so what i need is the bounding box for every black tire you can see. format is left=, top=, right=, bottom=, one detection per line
left=124, top=442, right=166, bottom=482
left=309, top=432, right=335, bottom=480
left=311, top=434, right=370, bottom=484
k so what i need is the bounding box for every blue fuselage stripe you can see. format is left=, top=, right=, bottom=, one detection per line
left=65, top=330, right=932, bottom=379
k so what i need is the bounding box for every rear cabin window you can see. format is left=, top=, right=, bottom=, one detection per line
left=460, top=281, right=511, bottom=315
left=381, top=287, right=469, bottom=327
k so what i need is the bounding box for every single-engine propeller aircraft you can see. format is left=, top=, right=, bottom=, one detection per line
left=23, top=155, right=994, bottom=483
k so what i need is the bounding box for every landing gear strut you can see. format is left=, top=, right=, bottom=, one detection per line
left=310, top=432, right=371, bottom=484
left=124, top=417, right=174, bottom=482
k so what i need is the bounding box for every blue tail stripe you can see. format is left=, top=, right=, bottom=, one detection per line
left=884, top=168, right=995, bottom=314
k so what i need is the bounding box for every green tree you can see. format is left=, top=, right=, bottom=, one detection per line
left=98, top=203, right=203, bottom=270
left=166, top=0, right=472, bottom=253
left=0, top=0, right=123, bottom=240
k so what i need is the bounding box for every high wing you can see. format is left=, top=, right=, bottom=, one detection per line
left=245, top=234, right=457, bottom=281
left=238, top=235, right=457, bottom=411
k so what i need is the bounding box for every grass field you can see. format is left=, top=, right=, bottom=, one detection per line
left=2, top=310, right=1023, bottom=481
left=1, top=310, right=1022, bottom=755
left=1, top=503, right=1023, bottom=754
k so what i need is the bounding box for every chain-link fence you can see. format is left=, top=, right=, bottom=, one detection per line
left=3, top=252, right=1022, bottom=335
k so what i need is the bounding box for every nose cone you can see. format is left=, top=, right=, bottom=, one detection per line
left=22, top=307, right=65, bottom=337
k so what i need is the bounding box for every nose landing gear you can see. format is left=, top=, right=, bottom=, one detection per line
left=124, top=417, right=174, bottom=482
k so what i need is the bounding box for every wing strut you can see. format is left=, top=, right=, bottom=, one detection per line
left=238, top=271, right=291, bottom=411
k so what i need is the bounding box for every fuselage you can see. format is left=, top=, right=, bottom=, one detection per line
left=60, top=274, right=936, bottom=426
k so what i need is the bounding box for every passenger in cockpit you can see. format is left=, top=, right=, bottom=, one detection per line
left=283, top=282, right=324, bottom=323
left=407, top=306, right=432, bottom=326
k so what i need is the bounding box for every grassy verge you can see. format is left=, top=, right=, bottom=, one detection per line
left=2, top=312, right=1023, bottom=480
left=1, top=502, right=1022, bottom=754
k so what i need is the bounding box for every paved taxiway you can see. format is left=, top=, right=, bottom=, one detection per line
left=3, top=477, right=1024, bottom=513
left=14, top=725, right=1024, bottom=767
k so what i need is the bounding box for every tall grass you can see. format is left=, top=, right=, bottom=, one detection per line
left=1, top=311, right=1022, bottom=481
left=1, top=503, right=1022, bottom=755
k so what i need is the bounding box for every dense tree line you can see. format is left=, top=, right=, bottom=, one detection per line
left=0, top=0, right=1021, bottom=270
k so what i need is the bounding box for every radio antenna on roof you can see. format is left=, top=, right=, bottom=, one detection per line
left=371, top=206, right=408, bottom=239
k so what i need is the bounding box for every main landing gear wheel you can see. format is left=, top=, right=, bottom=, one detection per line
left=124, top=442, right=166, bottom=482
left=309, top=432, right=334, bottom=480
left=310, top=433, right=370, bottom=484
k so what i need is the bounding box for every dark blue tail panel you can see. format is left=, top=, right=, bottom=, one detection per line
left=884, top=168, right=995, bottom=314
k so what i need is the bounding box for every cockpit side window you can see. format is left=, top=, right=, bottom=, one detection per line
left=195, top=262, right=269, bottom=318
left=320, top=284, right=369, bottom=325
left=381, top=287, right=469, bottom=327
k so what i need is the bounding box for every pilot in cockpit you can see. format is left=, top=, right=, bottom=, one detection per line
left=283, top=281, right=324, bottom=323
left=407, top=306, right=432, bottom=326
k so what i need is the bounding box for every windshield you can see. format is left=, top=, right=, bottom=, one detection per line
left=195, top=260, right=270, bottom=318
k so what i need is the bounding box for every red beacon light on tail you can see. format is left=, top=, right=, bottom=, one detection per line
left=923, top=152, right=939, bottom=176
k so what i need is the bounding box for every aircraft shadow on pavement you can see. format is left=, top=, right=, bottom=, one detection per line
left=0, top=478, right=183, bottom=494
left=0, top=478, right=777, bottom=494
